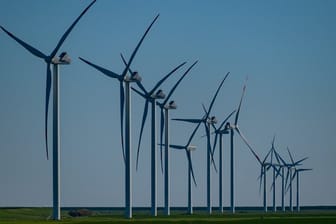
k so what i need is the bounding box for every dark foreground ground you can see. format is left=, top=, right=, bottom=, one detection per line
left=1, top=207, right=336, bottom=224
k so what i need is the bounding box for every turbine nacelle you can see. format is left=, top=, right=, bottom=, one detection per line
left=225, top=122, right=234, bottom=130
left=152, top=89, right=165, bottom=99
left=125, top=71, right=142, bottom=82
left=187, top=145, right=197, bottom=152
left=165, top=100, right=177, bottom=110
left=207, top=116, right=217, bottom=124
left=51, top=52, right=71, bottom=65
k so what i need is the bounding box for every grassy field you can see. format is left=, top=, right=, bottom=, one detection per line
left=1, top=208, right=336, bottom=224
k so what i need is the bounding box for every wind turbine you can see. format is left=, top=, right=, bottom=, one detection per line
left=79, top=14, right=159, bottom=219
left=211, top=110, right=236, bottom=213
left=267, top=137, right=283, bottom=212
left=258, top=149, right=273, bottom=212
left=258, top=136, right=286, bottom=213
left=173, top=72, right=230, bottom=214
left=156, top=61, right=198, bottom=216
left=132, top=62, right=186, bottom=216
left=0, top=1, right=96, bottom=220
left=285, top=148, right=309, bottom=212
left=168, top=119, right=203, bottom=214
left=271, top=152, right=287, bottom=212
left=253, top=136, right=283, bottom=213
left=270, top=148, right=291, bottom=212
left=225, top=83, right=270, bottom=213
left=293, top=168, right=312, bottom=212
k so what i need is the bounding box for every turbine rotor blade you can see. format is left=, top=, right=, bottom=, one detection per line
left=207, top=72, right=230, bottom=116
left=119, top=82, right=126, bottom=163
left=258, top=166, right=264, bottom=195
left=218, top=110, right=236, bottom=130
left=131, top=87, right=147, bottom=99
left=291, top=170, right=297, bottom=183
left=186, top=150, right=197, bottom=187
left=163, top=60, right=198, bottom=106
left=120, top=53, right=133, bottom=75
left=294, top=157, right=309, bottom=166
left=121, top=14, right=160, bottom=78
left=135, top=100, right=149, bottom=170
left=272, top=135, right=276, bottom=149
left=150, top=62, right=186, bottom=95
left=235, top=127, right=262, bottom=164
left=212, top=133, right=219, bottom=155
left=159, top=108, right=165, bottom=174
left=201, top=104, right=207, bottom=115
left=273, top=150, right=282, bottom=165
left=169, top=144, right=185, bottom=150
left=277, top=153, right=288, bottom=166
left=296, top=168, right=313, bottom=172
left=44, top=64, right=52, bottom=160
left=234, top=84, right=246, bottom=126
left=266, top=164, right=272, bottom=171
left=78, top=57, right=120, bottom=79
left=262, top=148, right=272, bottom=164
left=285, top=168, right=291, bottom=188
left=172, top=118, right=203, bottom=124
left=51, top=0, right=96, bottom=57
left=270, top=181, right=275, bottom=192
left=275, top=166, right=282, bottom=179
left=135, top=82, right=148, bottom=96
left=287, top=147, right=295, bottom=165
left=186, top=121, right=203, bottom=146
left=270, top=149, right=274, bottom=165
left=205, top=123, right=217, bottom=172
left=0, top=26, right=47, bottom=59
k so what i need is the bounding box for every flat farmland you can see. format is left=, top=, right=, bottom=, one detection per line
left=1, top=208, right=336, bottom=224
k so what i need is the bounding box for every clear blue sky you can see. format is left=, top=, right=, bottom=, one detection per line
left=0, top=0, right=335, bottom=207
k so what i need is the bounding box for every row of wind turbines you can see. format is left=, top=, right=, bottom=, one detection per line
left=1, top=0, right=311, bottom=220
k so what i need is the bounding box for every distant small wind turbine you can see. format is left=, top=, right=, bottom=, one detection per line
left=167, top=119, right=203, bottom=214
left=258, top=149, right=273, bottom=212
left=271, top=147, right=290, bottom=212
left=1, top=1, right=96, bottom=220
left=292, top=168, right=312, bottom=212
left=211, top=110, right=236, bottom=213
left=267, top=137, right=282, bottom=212
left=285, top=148, right=309, bottom=212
